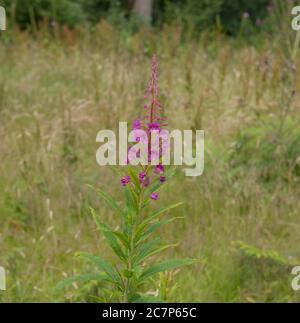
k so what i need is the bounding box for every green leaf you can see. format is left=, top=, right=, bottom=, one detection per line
left=90, top=207, right=128, bottom=258
left=132, top=238, right=160, bottom=266
left=92, top=186, right=123, bottom=216
left=76, top=252, right=120, bottom=285
left=123, top=209, right=132, bottom=237
left=136, top=217, right=183, bottom=244
left=56, top=273, right=108, bottom=289
left=133, top=241, right=177, bottom=267
left=142, top=202, right=184, bottom=225
left=139, top=258, right=198, bottom=282
left=111, top=231, right=130, bottom=250
left=127, top=167, right=141, bottom=192
left=128, top=185, right=139, bottom=211
left=99, top=223, right=126, bottom=261
left=125, top=186, right=137, bottom=216
left=90, top=206, right=102, bottom=230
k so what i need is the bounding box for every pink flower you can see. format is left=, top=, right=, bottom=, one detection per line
left=147, top=122, right=161, bottom=131
left=159, top=176, right=166, bottom=183
left=120, top=175, right=131, bottom=187
left=133, top=119, right=142, bottom=130
left=154, top=164, right=164, bottom=174
left=139, top=171, right=147, bottom=183
left=150, top=192, right=158, bottom=200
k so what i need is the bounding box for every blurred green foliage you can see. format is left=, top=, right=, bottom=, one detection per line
left=229, top=118, right=300, bottom=184
left=218, top=0, right=271, bottom=34
left=1, top=0, right=85, bottom=27
left=0, top=0, right=272, bottom=35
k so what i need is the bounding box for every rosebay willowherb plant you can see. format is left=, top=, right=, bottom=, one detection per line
left=58, top=55, right=197, bottom=303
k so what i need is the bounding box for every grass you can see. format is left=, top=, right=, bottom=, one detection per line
left=0, top=22, right=300, bottom=302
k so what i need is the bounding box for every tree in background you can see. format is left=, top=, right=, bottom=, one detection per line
left=134, top=0, right=153, bottom=23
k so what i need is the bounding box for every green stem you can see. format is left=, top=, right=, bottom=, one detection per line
left=123, top=187, right=144, bottom=302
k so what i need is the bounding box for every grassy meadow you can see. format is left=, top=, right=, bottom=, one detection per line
left=0, top=22, right=300, bottom=302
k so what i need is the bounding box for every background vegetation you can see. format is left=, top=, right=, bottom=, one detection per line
left=2, top=0, right=271, bottom=33
left=0, top=0, right=300, bottom=302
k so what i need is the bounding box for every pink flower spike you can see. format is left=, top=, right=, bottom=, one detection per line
left=150, top=192, right=159, bottom=200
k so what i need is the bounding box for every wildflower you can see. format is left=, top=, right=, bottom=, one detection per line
left=133, top=119, right=142, bottom=130
left=66, top=54, right=196, bottom=302
left=120, top=175, right=131, bottom=187
left=150, top=192, right=158, bottom=200
left=147, top=122, right=161, bottom=131
left=139, top=171, right=147, bottom=183
left=159, top=176, right=166, bottom=183
left=121, top=54, right=167, bottom=185
left=154, top=164, right=164, bottom=174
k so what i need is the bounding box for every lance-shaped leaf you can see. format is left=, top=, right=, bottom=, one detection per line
left=135, top=217, right=183, bottom=244
left=111, top=231, right=130, bottom=250
left=127, top=167, right=141, bottom=192
left=90, top=208, right=126, bottom=260
left=89, top=185, right=123, bottom=216
left=139, top=258, right=198, bottom=282
left=125, top=186, right=139, bottom=215
left=132, top=238, right=160, bottom=266
left=57, top=273, right=108, bottom=289
left=141, top=202, right=184, bottom=225
left=132, top=241, right=178, bottom=268
left=76, top=252, right=121, bottom=285
left=100, top=223, right=126, bottom=261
